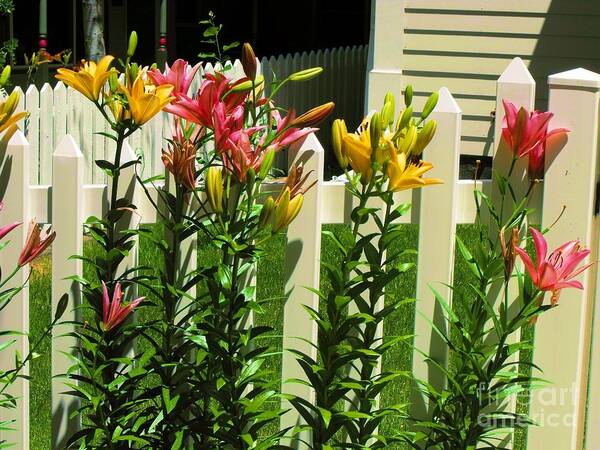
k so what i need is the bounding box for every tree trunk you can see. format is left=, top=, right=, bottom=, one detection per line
left=82, top=0, right=106, bottom=61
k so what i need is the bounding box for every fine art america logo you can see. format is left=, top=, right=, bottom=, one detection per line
left=476, top=383, right=579, bottom=428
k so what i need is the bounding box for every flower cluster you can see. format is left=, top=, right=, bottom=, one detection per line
left=56, top=55, right=175, bottom=128
left=332, top=88, right=441, bottom=191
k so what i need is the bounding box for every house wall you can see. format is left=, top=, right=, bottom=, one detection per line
left=366, top=0, right=600, bottom=156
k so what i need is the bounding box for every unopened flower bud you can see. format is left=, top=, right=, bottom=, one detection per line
left=404, top=85, right=413, bottom=107
left=0, top=65, right=11, bottom=87
left=259, top=196, right=275, bottom=229
left=241, top=42, right=257, bottom=80
left=259, top=148, right=275, bottom=179
left=247, top=167, right=256, bottom=188
left=2, top=91, right=19, bottom=117
left=289, top=67, right=322, bottom=82
left=229, top=75, right=264, bottom=94
left=206, top=166, right=223, bottom=214
left=398, top=124, right=417, bottom=155
left=397, top=106, right=413, bottom=132
left=290, top=102, right=335, bottom=128
left=421, top=91, right=439, bottom=121
left=332, top=119, right=348, bottom=170
left=369, top=112, right=382, bottom=153
left=127, top=31, right=138, bottom=58
left=273, top=188, right=303, bottom=232
left=381, top=98, right=395, bottom=129
left=412, top=120, right=437, bottom=155
left=108, top=73, right=119, bottom=92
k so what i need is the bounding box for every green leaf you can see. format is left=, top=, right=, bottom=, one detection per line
left=54, top=293, right=69, bottom=321
left=203, top=26, right=219, bottom=37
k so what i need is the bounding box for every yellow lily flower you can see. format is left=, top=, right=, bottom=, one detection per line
left=0, top=91, right=28, bottom=138
left=56, top=55, right=115, bottom=102
left=121, top=75, right=174, bottom=126
left=342, top=120, right=373, bottom=180
left=387, top=151, right=443, bottom=192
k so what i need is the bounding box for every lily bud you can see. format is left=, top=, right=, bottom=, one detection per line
left=129, top=63, right=139, bottom=84
left=290, top=102, right=335, bottom=128
left=259, top=148, right=275, bottom=179
left=411, top=120, right=437, bottom=156
left=108, top=73, right=119, bottom=92
left=247, top=167, right=256, bottom=189
left=241, top=42, right=257, bottom=80
left=289, top=67, right=323, bottom=82
left=259, top=196, right=275, bottom=230
left=2, top=91, right=19, bottom=117
left=332, top=119, right=348, bottom=170
left=421, top=91, right=439, bottom=121
left=404, top=85, right=413, bottom=107
left=273, top=188, right=304, bottom=232
left=0, top=65, right=11, bottom=87
left=273, top=188, right=290, bottom=232
left=384, top=91, right=395, bottom=108
left=127, top=31, right=138, bottom=58
left=206, top=166, right=223, bottom=214
left=397, top=106, right=413, bottom=132
left=381, top=98, right=395, bottom=129
left=229, top=75, right=264, bottom=94
left=398, top=124, right=417, bottom=155
left=369, top=112, right=382, bottom=153
left=500, top=226, right=520, bottom=280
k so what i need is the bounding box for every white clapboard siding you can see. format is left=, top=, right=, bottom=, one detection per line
left=367, top=0, right=600, bottom=157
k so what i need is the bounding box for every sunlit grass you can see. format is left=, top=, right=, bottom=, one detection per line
left=28, top=225, right=531, bottom=449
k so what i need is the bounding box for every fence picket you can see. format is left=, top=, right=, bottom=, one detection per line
left=0, top=131, right=31, bottom=450
left=528, top=69, right=600, bottom=450
left=51, top=134, right=84, bottom=449
left=411, top=87, right=462, bottom=419
left=39, top=84, right=53, bottom=184
left=53, top=82, right=67, bottom=150
left=280, top=133, right=324, bottom=445
left=25, top=85, right=40, bottom=184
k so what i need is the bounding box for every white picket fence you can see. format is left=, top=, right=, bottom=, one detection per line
left=1, top=57, right=600, bottom=449
left=5, top=45, right=367, bottom=186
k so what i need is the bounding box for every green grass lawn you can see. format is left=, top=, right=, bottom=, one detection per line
left=28, top=224, right=530, bottom=449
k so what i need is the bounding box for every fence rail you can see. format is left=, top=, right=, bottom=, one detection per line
left=1, top=58, right=600, bottom=450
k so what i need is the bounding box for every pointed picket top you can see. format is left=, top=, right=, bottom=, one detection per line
left=548, top=67, right=600, bottom=90
left=8, top=128, right=28, bottom=146
left=54, top=134, right=82, bottom=158
left=498, top=57, right=534, bottom=85
left=25, top=83, right=39, bottom=96
left=434, top=87, right=461, bottom=114
left=40, top=82, right=52, bottom=94
left=54, top=80, right=66, bottom=94
left=121, top=140, right=138, bottom=164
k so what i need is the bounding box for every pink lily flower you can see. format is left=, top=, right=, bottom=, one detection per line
left=101, top=281, right=144, bottom=332
left=18, top=220, right=56, bottom=266
left=223, top=130, right=268, bottom=182
left=515, top=227, right=592, bottom=305
left=148, top=59, right=201, bottom=97
left=501, top=99, right=568, bottom=161
left=0, top=202, right=21, bottom=240
left=166, top=73, right=249, bottom=128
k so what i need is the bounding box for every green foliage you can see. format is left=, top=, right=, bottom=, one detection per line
left=291, top=172, right=415, bottom=449
left=401, top=159, right=549, bottom=449
left=198, top=11, right=240, bottom=63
